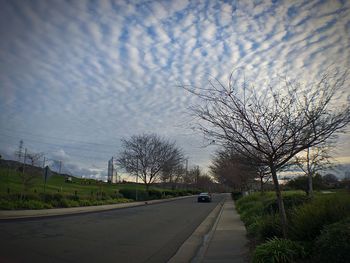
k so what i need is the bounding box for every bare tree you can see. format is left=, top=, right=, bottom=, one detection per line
left=26, top=151, right=44, bottom=166
left=210, top=148, right=256, bottom=191
left=182, top=166, right=198, bottom=185
left=197, top=173, right=214, bottom=192
left=186, top=71, right=349, bottom=237
left=161, top=162, right=186, bottom=189
left=293, top=144, right=333, bottom=197
left=117, top=134, right=184, bottom=190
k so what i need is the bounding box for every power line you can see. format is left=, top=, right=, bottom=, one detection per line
left=0, top=127, right=120, bottom=147
left=0, top=133, right=116, bottom=156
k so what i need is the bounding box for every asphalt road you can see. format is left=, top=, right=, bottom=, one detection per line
left=0, top=194, right=225, bottom=263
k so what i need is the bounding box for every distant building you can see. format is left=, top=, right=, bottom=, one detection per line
left=107, top=157, right=117, bottom=184
left=65, top=176, right=72, bottom=182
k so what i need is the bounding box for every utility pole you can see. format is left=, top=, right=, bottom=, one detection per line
left=135, top=158, right=139, bottom=201
left=42, top=156, right=46, bottom=168
left=16, top=140, right=24, bottom=162
left=22, top=148, right=27, bottom=176
left=20, top=148, right=27, bottom=199
left=185, top=158, right=189, bottom=190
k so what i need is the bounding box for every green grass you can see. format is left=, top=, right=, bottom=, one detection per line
left=0, top=167, right=194, bottom=209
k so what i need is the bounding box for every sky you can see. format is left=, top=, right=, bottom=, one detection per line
left=0, top=0, right=350, bottom=180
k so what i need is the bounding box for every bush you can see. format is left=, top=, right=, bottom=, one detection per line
left=231, top=191, right=243, bottom=201
left=289, top=194, right=350, bottom=241
left=253, top=237, right=305, bottom=263
left=38, top=193, right=64, bottom=202
left=148, top=189, right=162, bottom=199
left=239, top=202, right=265, bottom=226
left=0, top=199, right=16, bottom=209
left=0, top=199, right=52, bottom=210
left=66, top=194, right=79, bottom=201
left=119, top=189, right=149, bottom=200
left=312, top=217, right=350, bottom=263
left=248, top=214, right=282, bottom=241
left=263, top=194, right=310, bottom=215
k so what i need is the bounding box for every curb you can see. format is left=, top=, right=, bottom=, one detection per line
left=0, top=195, right=193, bottom=220
left=191, top=195, right=226, bottom=263
left=168, top=195, right=227, bottom=263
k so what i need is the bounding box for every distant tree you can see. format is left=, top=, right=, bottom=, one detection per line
left=197, top=173, right=214, bottom=192
left=210, top=148, right=256, bottom=191
left=293, top=144, right=333, bottom=196
left=322, top=173, right=339, bottom=187
left=117, top=134, right=184, bottom=190
left=14, top=145, right=40, bottom=198
left=286, top=174, right=323, bottom=194
left=160, top=149, right=185, bottom=189
left=26, top=151, right=44, bottom=166
left=186, top=71, right=350, bottom=237
left=183, top=166, right=200, bottom=185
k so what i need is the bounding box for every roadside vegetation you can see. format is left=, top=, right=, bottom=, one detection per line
left=0, top=165, right=201, bottom=210
left=234, top=190, right=350, bottom=263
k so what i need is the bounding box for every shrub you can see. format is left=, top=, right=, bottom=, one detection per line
left=148, top=189, right=162, bottom=199
left=78, top=199, right=93, bottom=206
left=67, top=194, right=80, bottom=201
left=289, top=194, right=350, bottom=241
left=175, top=190, right=188, bottom=196
left=162, top=190, right=175, bottom=197
left=0, top=200, right=16, bottom=209
left=253, top=237, right=305, bottom=263
left=119, top=189, right=149, bottom=200
left=248, top=214, right=282, bottom=241
left=239, top=202, right=265, bottom=226
left=0, top=200, right=52, bottom=209
left=263, top=194, right=310, bottom=215
left=38, top=193, right=64, bottom=202
left=312, top=217, right=350, bottom=263
left=231, top=191, right=243, bottom=201
left=23, top=193, right=40, bottom=201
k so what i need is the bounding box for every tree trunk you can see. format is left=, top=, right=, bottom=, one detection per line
left=270, top=165, right=288, bottom=238
left=308, top=174, right=313, bottom=197
left=260, top=176, right=264, bottom=194
left=306, top=147, right=313, bottom=197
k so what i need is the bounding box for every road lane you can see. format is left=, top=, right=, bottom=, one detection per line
left=0, top=194, right=225, bottom=263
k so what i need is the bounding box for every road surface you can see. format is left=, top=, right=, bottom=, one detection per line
left=0, top=194, right=225, bottom=263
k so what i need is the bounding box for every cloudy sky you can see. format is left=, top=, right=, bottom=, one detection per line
left=1, top=0, right=350, bottom=180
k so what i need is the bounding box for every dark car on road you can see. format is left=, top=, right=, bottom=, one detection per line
left=197, top=192, right=212, bottom=202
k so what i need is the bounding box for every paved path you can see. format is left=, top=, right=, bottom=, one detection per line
left=0, top=194, right=225, bottom=263
left=201, top=197, right=248, bottom=263
left=168, top=194, right=249, bottom=263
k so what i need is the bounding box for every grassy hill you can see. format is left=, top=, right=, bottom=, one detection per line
left=0, top=159, right=198, bottom=210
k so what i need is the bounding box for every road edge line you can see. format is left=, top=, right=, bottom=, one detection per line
left=167, top=195, right=226, bottom=263
left=191, top=195, right=227, bottom=263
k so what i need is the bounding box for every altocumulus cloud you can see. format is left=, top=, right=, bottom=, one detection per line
left=0, top=0, right=349, bottom=179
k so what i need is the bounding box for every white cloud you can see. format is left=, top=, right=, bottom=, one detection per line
left=0, top=0, right=349, bottom=179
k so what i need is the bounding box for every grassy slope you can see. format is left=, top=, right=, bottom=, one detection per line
left=0, top=166, right=166, bottom=199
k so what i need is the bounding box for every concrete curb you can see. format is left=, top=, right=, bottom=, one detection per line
left=0, top=195, right=193, bottom=220
left=191, top=195, right=227, bottom=263
left=168, top=195, right=226, bottom=263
